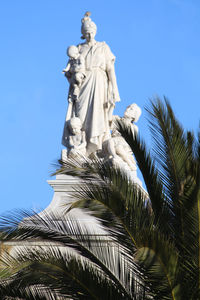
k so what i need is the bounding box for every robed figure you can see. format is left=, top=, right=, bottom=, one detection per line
left=62, top=12, right=120, bottom=156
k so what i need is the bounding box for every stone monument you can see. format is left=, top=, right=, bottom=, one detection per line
left=44, top=12, right=144, bottom=230
left=0, top=12, right=148, bottom=262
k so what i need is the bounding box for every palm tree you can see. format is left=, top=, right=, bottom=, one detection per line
left=0, top=210, right=145, bottom=299
left=1, top=97, right=200, bottom=299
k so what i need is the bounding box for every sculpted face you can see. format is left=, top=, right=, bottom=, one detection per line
left=124, top=106, right=135, bottom=120
left=84, top=30, right=96, bottom=42
left=70, top=123, right=81, bottom=135
left=124, top=104, right=141, bottom=122
left=69, top=117, right=82, bottom=135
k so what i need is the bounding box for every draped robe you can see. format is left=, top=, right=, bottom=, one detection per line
left=62, top=41, right=119, bottom=155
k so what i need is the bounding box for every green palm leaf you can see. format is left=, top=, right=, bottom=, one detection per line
left=1, top=98, right=200, bottom=299
left=0, top=210, right=146, bottom=299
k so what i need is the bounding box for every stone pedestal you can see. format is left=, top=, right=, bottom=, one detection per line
left=39, top=174, right=106, bottom=235
left=43, top=173, right=148, bottom=229
left=0, top=174, right=107, bottom=258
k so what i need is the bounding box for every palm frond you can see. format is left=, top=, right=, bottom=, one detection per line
left=116, top=117, right=172, bottom=237
left=0, top=210, right=146, bottom=299
left=2, top=98, right=200, bottom=299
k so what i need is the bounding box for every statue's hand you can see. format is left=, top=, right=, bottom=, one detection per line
left=112, top=92, right=120, bottom=103
left=109, top=98, right=115, bottom=105
left=110, top=92, right=120, bottom=104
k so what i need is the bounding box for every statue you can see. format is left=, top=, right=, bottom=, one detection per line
left=65, top=117, right=86, bottom=158
left=62, top=12, right=120, bottom=156
left=106, top=103, right=142, bottom=184
left=62, top=45, right=86, bottom=102
left=61, top=13, right=142, bottom=186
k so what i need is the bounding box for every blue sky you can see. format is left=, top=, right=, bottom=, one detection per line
left=1, top=0, right=200, bottom=213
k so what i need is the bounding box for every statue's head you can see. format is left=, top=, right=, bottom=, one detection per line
left=67, top=45, right=79, bottom=59
left=69, top=117, right=82, bottom=134
left=124, top=103, right=142, bottom=122
left=81, top=12, right=97, bottom=41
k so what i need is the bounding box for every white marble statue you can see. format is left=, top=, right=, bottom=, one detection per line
left=63, top=45, right=86, bottom=102
left=62, top=12, right=120, bottom=156
left=106, top=103, right=142, bottom=184
left=33, top=13, right=146, bottom=242
left=65, top=117, right=86, bottom=158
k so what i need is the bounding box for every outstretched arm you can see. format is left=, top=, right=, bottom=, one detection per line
left=63, top=61, right=72, bottom=83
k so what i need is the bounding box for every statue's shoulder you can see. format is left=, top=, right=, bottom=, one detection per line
left=97, top=41, right=106, bottom=46
left=100, top=42, right=114, bottom=57
left=77, top=41, right=108, bottom=49
left=96, top=41, right=108, bottom=48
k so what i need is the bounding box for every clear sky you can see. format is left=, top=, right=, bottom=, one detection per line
left=1, top=0, right=200, bottom=214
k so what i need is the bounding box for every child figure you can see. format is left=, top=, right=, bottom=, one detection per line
left=66, top=117, right=86, bottom=158
left=106, top=103, right=142, bottom=174
left=63, top=45, right=86, bottom=101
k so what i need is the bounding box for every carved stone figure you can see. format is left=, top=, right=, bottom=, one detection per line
left=106, top=103, right=142, bottom=183
left=62, top=12, right=120, bottom=156
left=63, top=45, right=86, bottom=102
left=65, top=117, right=86, bottom=158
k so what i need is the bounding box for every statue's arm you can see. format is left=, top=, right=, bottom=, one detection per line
left=131, top=124, right=139, bottom=137
left=78, top=131, right=87, bottom=149
left=67, top=136, right=75, bottom=148
left=63, top=61, right=72, bottom=83
left=79, top=56, right=85, bottom=69
left=104, top=43, right=120, bottom=103
left=107, top=64, right=120, bottom=103
left=63, top=62, right=70, bottom=72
